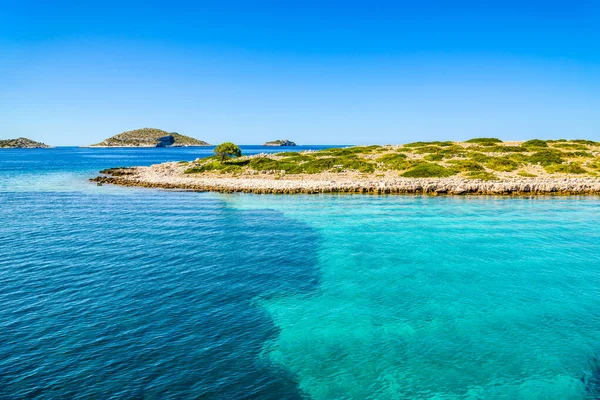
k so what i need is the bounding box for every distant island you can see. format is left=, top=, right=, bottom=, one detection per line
left=263, top=139, right=296, bottom=147
left=90, top=128, right=211, bottom=147
left=93, top=138, right=600, bottom=195
left=0, top=137, right=51, bottom=148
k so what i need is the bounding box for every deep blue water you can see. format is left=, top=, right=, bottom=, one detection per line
left=2, top=147, right=600, bottom=399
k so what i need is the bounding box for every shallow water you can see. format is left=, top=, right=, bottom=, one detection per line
left=2, top=148, right=600, bottom=399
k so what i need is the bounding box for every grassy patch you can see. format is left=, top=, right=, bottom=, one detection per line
left=401, top=162, right=457, bottom=178
left=376, top=153, right=411, bottom=170
left=446, top=160, right=485, bottom=172
left=544, top=163, right=587, bottom=174
left=467, top=171, right=499, bottom=180
left=484, top=145, right=527, bottom=153
left=317, top=145, right=380, bottom=156
left=572, top=139, right=599, bottom=146
left=301, top=156, right=375, bottom=173
left=185, top=161, right=243, bottom=174
left=249, top=157, right=303, bottom=173
left=517, top=171, right=537, bottom=177
left=566, top=151, right=593, bottom=158
left=424, top=153, right=444, bottom=161
left=277, top=152, right=314, bottom=162
left=468, top=153, right=492, bottom=163
left=410, top=146, right=443, bottom=154
left=486, top=157, right=519, bottom=172
left=550, top=143, right=590, bottom=151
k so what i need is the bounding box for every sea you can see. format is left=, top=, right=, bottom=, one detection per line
left=1, top=146, right=600, bottom=399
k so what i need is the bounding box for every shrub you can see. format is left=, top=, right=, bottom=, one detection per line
left=424, top=153, right=444, bottom=161
left=401, top=163, right=457, bottom=178
left=465, top=138, right=503, bottom=145
left=446, top=160, right=485, bottom=172
left=486, top=157, right=519, bottom=172
left=403, top=141, right=454, bottom=148
left=528, top=150, right=564, bottom=166
left=522, top=139, right=548, bottom=148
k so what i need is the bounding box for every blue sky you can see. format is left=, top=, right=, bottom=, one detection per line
left=1, top=1, right=599, bottom=146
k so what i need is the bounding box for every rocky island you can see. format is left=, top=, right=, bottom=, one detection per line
left=90, top=128, right=210, bottom=147
left=0, top=137, right=51, bottom=148
left=263, top=139, right=296, bottom=146
left=92, top=138, right=600, bottom=195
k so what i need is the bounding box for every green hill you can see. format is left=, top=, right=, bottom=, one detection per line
left=0, top=137, right=51, bottom=148
left=91, top=128, right=210, bottom=147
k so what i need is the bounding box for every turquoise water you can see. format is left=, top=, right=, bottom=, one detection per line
left=2, top=148, right=600, bottom=399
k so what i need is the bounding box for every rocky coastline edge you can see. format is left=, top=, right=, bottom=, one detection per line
left=91, top=164, right=600, bottom=195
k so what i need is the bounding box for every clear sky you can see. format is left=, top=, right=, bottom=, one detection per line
left=1, top=1, right=599, bottom=146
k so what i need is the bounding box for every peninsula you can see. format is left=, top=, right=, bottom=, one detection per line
left=0, top=137, right=51, bottom=148
left=92, top=138, right=600, bottom=195
left=263, top=139, right=296, bottom=146
left=90, top=128, right=210, bottom=147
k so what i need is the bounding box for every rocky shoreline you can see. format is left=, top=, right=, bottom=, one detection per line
left=92, top=163, right=600, bottom=195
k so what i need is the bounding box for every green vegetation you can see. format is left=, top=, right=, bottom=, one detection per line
left=214, top=142, right=242, bottom=161
left=528, top=150, right=564, bottom=166
left=522, top=139, right=548, bottom=148
left=571, top=139, right=599, bottom=145
left=467, top=171, right=499, bottom=180
left=403, top=141, right=454, bottom=148
left=544, top=163, right=587, bottom=174
left=446, top=160, right=485, bottom=172
left=486, top=157, right=519, bottom=172
left=181, top=139, right=600, bottom=178
left=376, top=153, right=410, bottom=170
left=465, top=138, right=503, bottom=145
left=517, top=171, right=537, bottom=177
left=304, top=157, right=375, bottom=173
left=402, top=163, right=457, bottom=178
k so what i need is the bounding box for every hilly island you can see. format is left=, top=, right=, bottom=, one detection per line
left=0, top=138, right=51, bottom=148
left=90, top=128, right=210, bottom=147
left=93, top=138, right=600, bottom=195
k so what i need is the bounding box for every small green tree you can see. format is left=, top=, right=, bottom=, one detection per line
left=214, top=142, right=242, bottom=162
